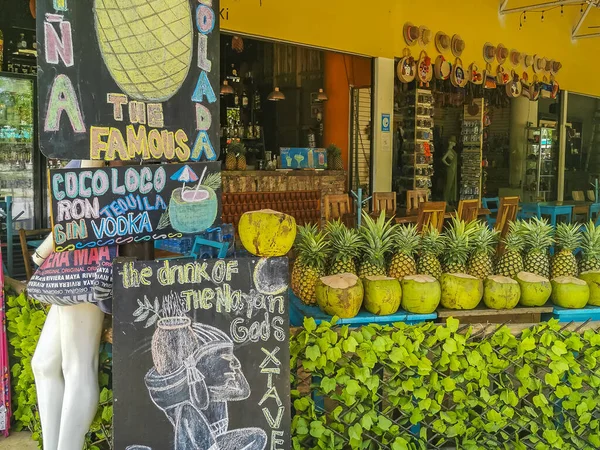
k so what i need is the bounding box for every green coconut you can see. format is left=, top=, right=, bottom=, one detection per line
left=550, top=276, right=590, bottom=309
left=315, top=273, right=364, bottom=318
left=362, top=276, right=402, bottom=315
left=483, top=275, right=521, bottom=310
left=239, top=209, right=297, bottom=257
left=168, top=186, right=218, bottom=233
left=401, top=274, right=441, bottom=314
left=516, top=272, right=552, bottom=306
left=440, top=273, right=483, bottom=310
left=578, top=271, right=600, bottom=306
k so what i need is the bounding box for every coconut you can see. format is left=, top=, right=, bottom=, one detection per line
left=440, top=273, right=483, bottom=310
left=401, top=275, right=441, bottom=314
left=551, top=276, right=590, bottom=309
left=238, top=210, right=297, bottom=257
left=316, top=274, right=364, bottom=318
left=362, top=276, right=402, bottom=315
left=483, top=275, right=521, bottom=310
left=578, top=271, right=600, bottom=306
left=516, top=272, right=552, bottom=306
left=169, top=186, right=218, bottom=233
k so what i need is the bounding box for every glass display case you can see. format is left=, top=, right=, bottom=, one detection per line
left=525, top=126, right=556, bottom=201
left=0, top=73, right=36, bottom=230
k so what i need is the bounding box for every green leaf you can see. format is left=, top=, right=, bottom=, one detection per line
left=442, top=377, right=456, bottom=392
left=305, top=345, right=321, bottom=361
left=304, top=317, right=317, bottom=333
left=345, top=379, right=360, bottom=396
left=446, top=317, right=459, bottom=333
left=348, top=422, right=362, bottom=441
left=378, top=415, right=392, bottom=431
left=443, top=338, right=457, bottom=355
left=544, top=372, right=560, bottom=387
left=309, top=420, right=326, bottom=438
left=320, top=377, right=337, bottom=394
left=551, top=341, right=568, bottom=356
left=520, top=336, right=536, bottom=352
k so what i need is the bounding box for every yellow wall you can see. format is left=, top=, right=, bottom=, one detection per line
left=222, top=0, right=600, bottom=97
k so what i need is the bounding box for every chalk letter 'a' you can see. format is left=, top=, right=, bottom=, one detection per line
left=45, top=74, right=86, bottom=133
left=44, top=20, right=74, bottom=67
left=192, top=71, right=217, bottom=104
left=190, top=131, right=216, bottom=161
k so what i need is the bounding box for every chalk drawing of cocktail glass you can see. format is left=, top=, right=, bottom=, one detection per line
left=169, top=166, right=219, bottom=233
left=285, top=155, right=292, bottom=167
left=294, top=154, right=304, bottom=168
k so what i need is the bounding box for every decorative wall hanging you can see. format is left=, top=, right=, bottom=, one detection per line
left=451, top=35, right=465, bottom=57
left=521, top=73, right=531, bottom=99
left=505, top=71, right=523, bottom=98
left=533, top=55, right=546, bottom=74
left=496, top=44, right=508, bottom=65
left=397, top=51, right=417, bottom=83
left=530, top=75, right=541, bottom=101
left=451, top=57, right=468, bottom=88
left=550, top=61, right=562, bottom=75
left=496, top=65, right=509, bottom=85
left=523, top=54, right=534, bottom=68
left=417, top=51, right=433, bottom=87
left=550, top=76, right=559, bottom=99
left=434, top=55, right=452, bottom=80
left=540, top=76, right=552, bottom=98
left=509, top=49, right=521, bottom=67
left=435, top=32, right=451, bottom=53
left=483, top=43, right=496, bottom=64
left=419, top=26, right=432, bottom=47
left=404, top=23, right=419, bottom=46
left=468, top=63, right=483, bottom=85
left=484, top=63, right=497, bottom=89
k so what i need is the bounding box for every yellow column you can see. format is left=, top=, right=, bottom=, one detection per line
left=509, top=97, right=538, bottom=196
left=371, top=57, right=394, bottom=193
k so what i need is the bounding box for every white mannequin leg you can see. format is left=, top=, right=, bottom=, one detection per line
left=32, top=306, right=64, bottom=450
left=56, top=302, right=105, bottom=450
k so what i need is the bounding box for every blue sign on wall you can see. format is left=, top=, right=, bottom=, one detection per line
left=381, top=113, right=390, bottom=132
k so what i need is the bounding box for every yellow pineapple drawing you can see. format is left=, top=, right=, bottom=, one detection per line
left=94, top=0, right=194, bottom=102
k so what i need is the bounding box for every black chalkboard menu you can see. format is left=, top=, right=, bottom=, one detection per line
left=49, top=162, right=221, bottom=252
left=37, top=0, right=220, bottom=162
left=113, top=257, right=290, bottom=450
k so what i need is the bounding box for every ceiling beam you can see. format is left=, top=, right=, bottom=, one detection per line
left=499, top=0, right=583, bottom=15
left=572, top=3, right=593, bottom=38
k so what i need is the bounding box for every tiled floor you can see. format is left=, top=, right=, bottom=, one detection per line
left=0, top=432, right=37, bottom=449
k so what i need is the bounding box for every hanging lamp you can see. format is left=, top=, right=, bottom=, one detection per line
left=316, top=88, right=328, bottom=102
left=220, top=80, right=234, bottom=95
left=267, top=87, right=285, bottom=101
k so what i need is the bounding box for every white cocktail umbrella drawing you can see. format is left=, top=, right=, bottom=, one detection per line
left=171, top=165, right=199, bottom=192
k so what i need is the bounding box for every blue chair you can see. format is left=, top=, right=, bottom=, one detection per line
left=518, top=202, right=541, bottom=220
left=591, top=203, right=600, bottom=224
left=482, top=197, right=499, bottom=228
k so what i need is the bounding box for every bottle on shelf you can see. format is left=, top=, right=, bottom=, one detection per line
left=254, top=123, right=261, bottom=139
left=242, top=88, right=249, bottom=108
left=17, top=33, right=27, bottom=50
left=0, top=29, right=4, bottom=70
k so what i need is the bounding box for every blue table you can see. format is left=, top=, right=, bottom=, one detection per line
left=543, top=305, right=600, bottom=322
left=289, top=290, right=437, bottom=327
left=537, top=202, right=573, bottom=227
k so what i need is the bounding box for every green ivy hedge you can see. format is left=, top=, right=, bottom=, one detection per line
left=5, top=290, right=113, bottom=449
left=290, top=318, right=600, bottom=450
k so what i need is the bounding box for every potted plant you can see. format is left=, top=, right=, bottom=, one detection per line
left=326, top=144, right=343, bottom=170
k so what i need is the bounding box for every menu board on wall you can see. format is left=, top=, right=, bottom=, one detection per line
left=113, top=257, right=290, bottom=450
left=37, top=0, right=220, bottom=162
left=49, top=162, right=221, bottom=251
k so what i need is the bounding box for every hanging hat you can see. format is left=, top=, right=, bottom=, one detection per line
left=418, top=26, right=432, bottom=47
left=451, top=57, right=468, bottom=88
left=544, top=59, right=555, bottom=73
left=451, top=34, right=465, bottom=57
left=435, top=32, right=451, bottom=53
left=551, top=61, right=562, bottom=75
left=483, top=43, right=496, bottom=64
left=509, top=49, right=521, bottom=67
left=505, top=71, right=523, bottom=98
left=434, top=55, right=451, bottom=80
left=523, top=54, right=534, bottom=68
left=468, top=62, right=483, bottom=85
left=404, top=23, right=419, bottom=46
left=496, top=44, right=508, bottom=65
left=533, top=55, right=547, bottom=73
left=397, top=55, right=417, bottom=83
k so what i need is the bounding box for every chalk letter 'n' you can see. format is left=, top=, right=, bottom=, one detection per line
left=44, top=18, right=74, bottom=67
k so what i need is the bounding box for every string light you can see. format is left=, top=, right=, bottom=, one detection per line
left=523, top=11, right=527, bottom=22
left=581, top=3, right=584, bottom=13
left=561, top=5, right=564, bottom=16
left=541, top=10, right=544, bottom=21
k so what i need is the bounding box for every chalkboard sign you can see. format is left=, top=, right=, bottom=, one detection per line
left=113, top=257, right=290, bottom=450
left=49, top=162, right=221, bottom=251
left=27, top=246, right=116, bottom=311
left=37, top=0, right=220, bottom=162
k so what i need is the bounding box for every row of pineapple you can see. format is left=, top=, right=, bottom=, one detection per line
left=291, top=212, right=600, bottom=313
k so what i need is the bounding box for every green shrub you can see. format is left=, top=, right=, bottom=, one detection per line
left=5, top=290, right=113, bottom=449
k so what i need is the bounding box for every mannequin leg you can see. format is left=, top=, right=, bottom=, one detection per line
left=31, top=306, right=64, bottom=450
left=56, top=303, right=105, bottom=450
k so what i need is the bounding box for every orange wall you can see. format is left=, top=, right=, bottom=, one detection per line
left=323, top=53, right=372, bottom=170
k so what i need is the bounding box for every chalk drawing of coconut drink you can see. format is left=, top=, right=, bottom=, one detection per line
left=169, top=165, right=220, bottom=233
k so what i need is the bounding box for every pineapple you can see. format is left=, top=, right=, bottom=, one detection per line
left=291, top=225, right=330, bottom=304
left=326, top=220, right=361, bottom=275
left=522, top=217, right=554, bottom=279
left=467, top=222, right=500, bottom=279
left=416, top=226, right=444, bottom=279
left=388, top=224, right=420, bottom=279
left=327, top=144, right=343, bottom=170
left=94, top=0, right=193, bottom=102
left=441, top=217, right=478, bottom=274
left=236, top=144, right=248, bottom=170
left=579, top=220, right=600, bottom=272
left=495, top=221, right=526, bottom=278
left=358, top=211, right=395, bottom=278
left=551, top=223, right=582, bottom=278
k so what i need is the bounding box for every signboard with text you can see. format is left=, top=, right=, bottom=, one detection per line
left=37, top=0, right=220, bottom=162
left=113, top=257, right=290, bottom=450
left=49, top=163, right=221, bottom=251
